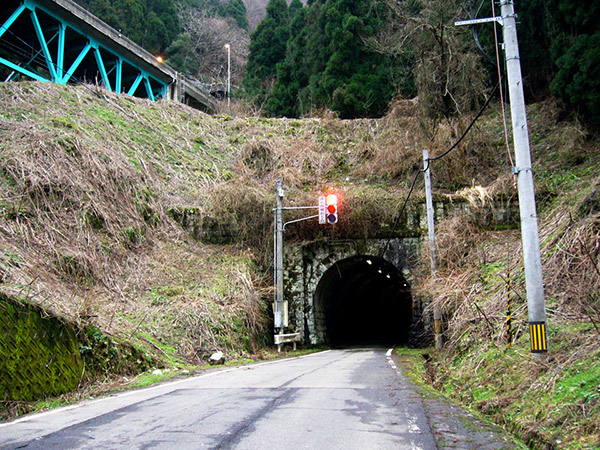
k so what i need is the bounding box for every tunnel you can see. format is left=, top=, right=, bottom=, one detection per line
left=313, top=255, right=412, bottom=347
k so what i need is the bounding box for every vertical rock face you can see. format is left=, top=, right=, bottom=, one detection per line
left=0, top=294, right=83, bottom=401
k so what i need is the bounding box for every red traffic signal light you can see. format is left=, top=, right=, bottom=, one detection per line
left=325, top=194, right=338, bottom=224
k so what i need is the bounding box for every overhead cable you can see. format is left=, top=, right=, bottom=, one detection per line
left=427, top=84, right=499, bottom=163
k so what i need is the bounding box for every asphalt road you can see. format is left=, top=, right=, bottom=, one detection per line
left=0, top=349, right=518, bottom=450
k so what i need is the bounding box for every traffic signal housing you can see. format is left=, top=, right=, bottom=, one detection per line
left=325, top=194, right=338, bottom=224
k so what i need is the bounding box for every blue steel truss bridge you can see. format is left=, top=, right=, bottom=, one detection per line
left=0, top=0, right=216, bottom=112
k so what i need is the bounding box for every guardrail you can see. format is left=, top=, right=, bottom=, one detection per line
left=274, top=332, right=301, bottom=352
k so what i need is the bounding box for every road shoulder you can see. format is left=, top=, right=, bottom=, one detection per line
left=391, top=350, right=527, bottom=449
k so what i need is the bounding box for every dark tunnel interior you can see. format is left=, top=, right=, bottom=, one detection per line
left=314, top=255, right=412, bottom=347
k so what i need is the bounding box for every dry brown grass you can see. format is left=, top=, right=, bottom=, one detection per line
left=418, top=198, right=600, bottom=352
left=416, top=212, right=494, bottom=346
left=542, top=211, right=600, bottom=327
left=0, top=82, right=270, bottom=364
left=3, top=82, right=474, bottom=368
left=0, top=82, right=527, bottom=342
left=414, top=164, right=600, bottom=448
left=3, top=83, right=597, bottom=426
left=1, top=79, right=599, bottom=445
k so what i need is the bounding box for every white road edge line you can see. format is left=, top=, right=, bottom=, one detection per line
left=385, top=348, right=422, bottom=441
left=386, top=347, right=399, bottom=371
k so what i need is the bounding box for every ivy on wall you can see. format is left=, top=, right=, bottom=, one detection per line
left=0, top=294, right=83, bottom=401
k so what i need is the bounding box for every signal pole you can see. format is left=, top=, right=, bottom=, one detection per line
left=456, top=1, right=547, bottom=353
left=272, top=182, right=339, bottom=347
left=274, top=178, right=284, bottom=332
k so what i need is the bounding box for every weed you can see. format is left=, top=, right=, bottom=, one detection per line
left=1, top=83, right=599, bottom=450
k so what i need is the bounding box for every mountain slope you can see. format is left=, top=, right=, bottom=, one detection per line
left=1, top=82, right=599, bottom=449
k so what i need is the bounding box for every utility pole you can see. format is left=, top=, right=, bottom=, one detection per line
left=423, top=149, right=442, bottom=350
left=456, top=1, right=547, bottom=353
left=274, top=178, right=284, bottom=333
left=224, top=43, right=231, bottom=108
left=501, top=1, right=547, bottom=354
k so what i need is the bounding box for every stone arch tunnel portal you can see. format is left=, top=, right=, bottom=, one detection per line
left=313, top=255, right=412, bottom=346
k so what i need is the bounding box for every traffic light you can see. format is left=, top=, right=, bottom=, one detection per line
left=325, top=194, right=338, bottom=224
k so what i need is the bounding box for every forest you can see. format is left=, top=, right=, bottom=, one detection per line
left=75, top=0, right=600, bottom=126
left=74, top=0, right=250, bottom=83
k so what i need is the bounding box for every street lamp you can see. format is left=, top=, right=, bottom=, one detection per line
left=224, top=43, right=231, bottom=107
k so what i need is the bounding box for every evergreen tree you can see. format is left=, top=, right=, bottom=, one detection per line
left=478, top=0, right=600, bottom=127
left=551, top=32, right=600, bottom=127
left=143, top=11, right=170, bottom=53
left=288, top=0, right=303, bottom=19
left=219, top=0, right=249, bottom=30
left=311, top=0, right=394, bottom=118
left=513, top=0, right=554, bottom=99
left=264, top=0, right=307, bottom=116
left=148, top=0, right=180, bottom=45
left=165, top=33, right=200, bottom=75
left=263, top=0, right=395, bottom=118
left=113, top=0, right=146, bottom=44
left=86, top=0, right=119, bottom=28
left=548, top=0, right=600, bottom=127
left=243, top=0, right=290, bottom=105
left=86, top=0, right=179, bottom=54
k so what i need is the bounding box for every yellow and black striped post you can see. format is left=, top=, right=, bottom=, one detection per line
left=529, top=322, right=548, bottom=353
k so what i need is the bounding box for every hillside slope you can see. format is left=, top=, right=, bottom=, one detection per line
left=0, top=81, right=446, bottom=411
left=0, top=82, right=273, bottom=409
left=0, top=82, right=598, bottom=449
left=410, top=112, right=600, bottom=447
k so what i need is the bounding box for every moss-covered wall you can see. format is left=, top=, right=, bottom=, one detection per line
left=0, top=294, right=83, bottom=401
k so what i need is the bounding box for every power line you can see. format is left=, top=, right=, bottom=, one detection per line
left=381, top=85, right=499, bottom=259
left=380, top=165, right=423, bottom=259
left=427, top=85, right=499, bottom=163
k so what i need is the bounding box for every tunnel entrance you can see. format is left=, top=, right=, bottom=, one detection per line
left=313, top=255, right=412, bottom=347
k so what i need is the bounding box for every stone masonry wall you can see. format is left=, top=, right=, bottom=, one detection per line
left=283, top=237, right=421, bottom=345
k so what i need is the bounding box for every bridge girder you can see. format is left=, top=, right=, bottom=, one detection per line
left=0, top=0, right=169, bottom=100
left=1, top=0, right=217, bottom=112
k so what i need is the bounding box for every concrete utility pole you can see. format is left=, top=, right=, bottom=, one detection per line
left=423, top=149, right=443, bottom=350
left=456, top=1, right=548, bottom=353
left=224, top=43, right=231, bottom=107
left=274, top=178, right=284, bottom=332
left=500, top=1, right=547, bottom=353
